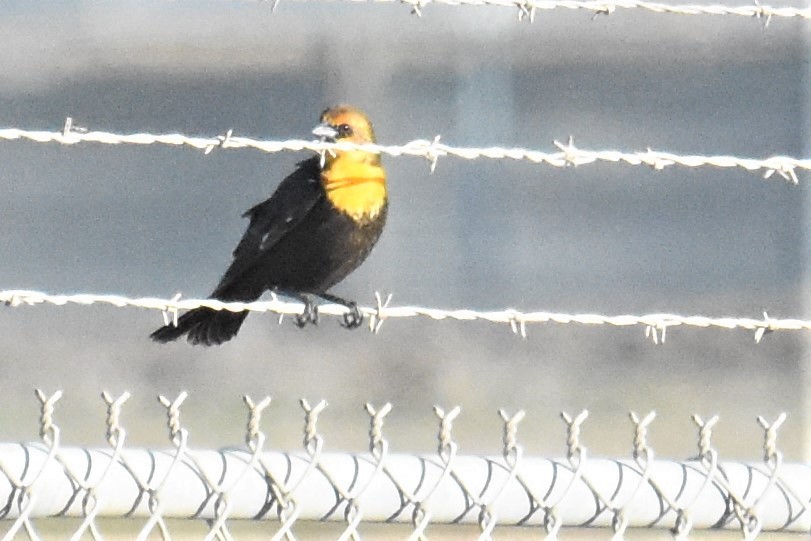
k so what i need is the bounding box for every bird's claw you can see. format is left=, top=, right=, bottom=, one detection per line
left=294, top=297, right=319, bottom=328
left=340, top=302, right=363, bottom=329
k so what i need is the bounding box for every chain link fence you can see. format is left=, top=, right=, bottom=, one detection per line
left=0, top=391, right=807, bottom=540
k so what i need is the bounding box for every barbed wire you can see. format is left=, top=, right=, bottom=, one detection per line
left=1, top=122, right=807, bottom=183
left=1, top=289, right=806, bottom=343
left=0, top=390, right=807, bottom=541
left=238, top=0, right=811, bottom=22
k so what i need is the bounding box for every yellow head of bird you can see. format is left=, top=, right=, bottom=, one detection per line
left=313, top=105, right=380, bottom=167
left=313, top=105, right=387, bottom=221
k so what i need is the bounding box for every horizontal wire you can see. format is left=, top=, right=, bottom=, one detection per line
left=1, top=289, right=805, bottom=341
left=0, top=124, right=807, bottom=183
left=247, top=0, right=811, bottom=21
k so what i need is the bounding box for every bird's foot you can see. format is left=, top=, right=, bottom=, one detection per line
left=294, top=296, right=319, bottom=328
left=340, top=302, right=364, bottom=329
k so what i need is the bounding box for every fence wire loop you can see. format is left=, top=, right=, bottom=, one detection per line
left=102, top=391, right=131, bottom=447
left=35, top=389, right=62, bottom=447
left=561, top=409, right=588, bottom=460
left=365, top=402, right=392, bottom=459
left=300, top=399, right=327, bottom=456
left=757, top=412, right=786, bottom=464
left=735, top=503, right=761, bottom=539
left=544, top=507, right=563, bottom=538
left=498, top=409, right=525, bottom=466
left=672, top=509, right=694, bottom=540
left=630, top=410, right=656, bottom=460
left=611, top=509, right=629, bottom=539
left=244, top=395, right=272, bottom=451
left=433, top=406, right=461, bottom=461
left=692, top=414, right=719, bottom=460
left=159, top=391, right=188, bottom=446
left=274, top=498, right=299, bottom=540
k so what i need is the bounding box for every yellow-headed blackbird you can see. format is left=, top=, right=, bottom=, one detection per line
left=150, top=105, right=387, bottom=346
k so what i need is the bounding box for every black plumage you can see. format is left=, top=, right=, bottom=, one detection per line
left=151, top=106, right=388, bottom=346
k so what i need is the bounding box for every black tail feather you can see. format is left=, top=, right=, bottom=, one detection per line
left=150, top=307, right=249, bottom=346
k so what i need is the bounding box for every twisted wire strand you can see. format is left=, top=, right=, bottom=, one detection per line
left=1, top=289, right=806, bottom=337
left=239, top=0, right=811, bottom=20
left=0, top=126, right=807, bottom=183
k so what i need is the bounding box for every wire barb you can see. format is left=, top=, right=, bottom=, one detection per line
left=516, top=0, right=538, bottom=21
left=160, top=292, right=183, bottom=327
left=368, top=291, right=393, bottom=333
left=554, top=136, right=581, bottom=166
left=63, top=117, right=88, bottom=137
left=424, top=135, right=444, bottom=173
left=507, top=309, right=528, bottom=338
left=645, top=321, right=668, bottom=343
left=403, top=0, right=428, bottom=16
left=754, top=311, right=776, bottom=343
left=752, top=0, right=773, bottom=28
left=203, top=128, right=235, bottom=155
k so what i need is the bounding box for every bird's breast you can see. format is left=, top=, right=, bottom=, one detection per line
left=321, top=161, right=387, bottom=222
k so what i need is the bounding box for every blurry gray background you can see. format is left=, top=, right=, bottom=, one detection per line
left=0, top=1, right=808, bottom=460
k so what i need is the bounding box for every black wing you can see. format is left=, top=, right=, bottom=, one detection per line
left=211, top=157, right=323, bottom=298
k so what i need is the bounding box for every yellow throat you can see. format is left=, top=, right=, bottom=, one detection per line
left=321, top=151, right=387, bottom=221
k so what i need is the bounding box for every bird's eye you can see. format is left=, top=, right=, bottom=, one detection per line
left=336, top=124, right=353, bottom=138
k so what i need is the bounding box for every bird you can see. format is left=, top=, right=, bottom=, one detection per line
left=150, top=105, right=388, bottom=346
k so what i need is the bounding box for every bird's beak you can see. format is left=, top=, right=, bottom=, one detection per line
left=312, top=123, right=338, bottom=142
